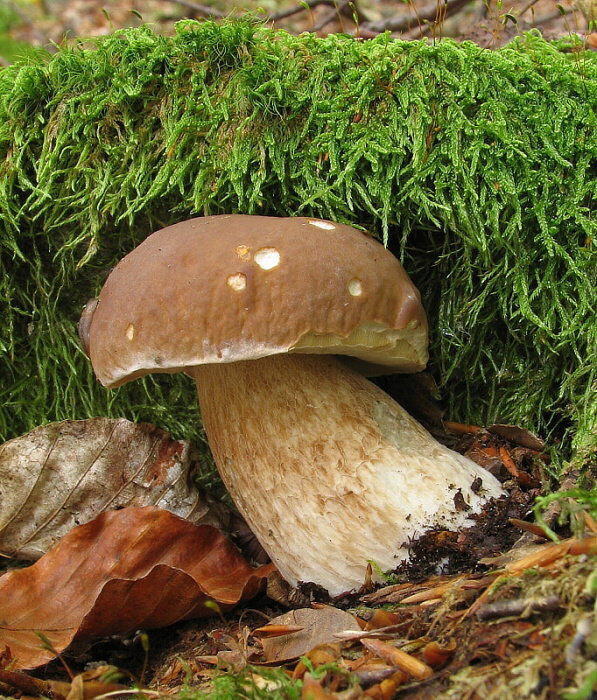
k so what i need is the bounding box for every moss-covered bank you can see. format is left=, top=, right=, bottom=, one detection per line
left=0, top=20, right=595, bottom=470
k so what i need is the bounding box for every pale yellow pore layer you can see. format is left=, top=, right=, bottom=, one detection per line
left=291, top=320, right=428, bottom=371
left=191, top=354, right=504, bottom=596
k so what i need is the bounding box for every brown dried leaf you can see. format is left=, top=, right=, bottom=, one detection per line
left=0, top=418, right=230, bottom=560
left=364, top=609, right=407, bottom=630
left=301, top=671, right=336, bottom=699
left=486, top=424, right=544, bottom=452
left=422, top=639, right=456, bottom=669
left=0, top=506, right=272, bottom=669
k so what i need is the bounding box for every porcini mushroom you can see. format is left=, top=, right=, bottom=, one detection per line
left=81, top=215, right=503, bottom=596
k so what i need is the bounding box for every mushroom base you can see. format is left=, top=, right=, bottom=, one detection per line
left=191, top=354, right=504, bottom=597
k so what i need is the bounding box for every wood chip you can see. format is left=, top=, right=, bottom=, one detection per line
left=361, top=638, right=434, bottom=680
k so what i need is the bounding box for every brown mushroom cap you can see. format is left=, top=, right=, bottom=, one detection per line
left=85, top=215, right=428, bottom=388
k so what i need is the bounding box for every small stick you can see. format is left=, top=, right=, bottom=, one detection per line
left=271, top=0, right=369, bottom=23
left=476, top=595, right=561, bottom=621
left=361, top=638, right=434, bottom=680
left=443, top=420, right=482, bottom=435
left=361, top=0, right=471, bottom=35
left=508, top=518, right=549, bottom=539
left=161, top=0, right=227, bottom=18
left=400, top=581, right=457, bottom=604
left=518, top=0, right=541, bottom=16
left=161, top=0, right=369, bottom=25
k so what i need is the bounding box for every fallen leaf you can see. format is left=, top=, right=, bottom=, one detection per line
left=301, top=671, right=335, bottom=699
left=260, top=608, right=361, bottom=663
left=399, top=581, right=461, bottom=605
left=504, top=535, right=597, bottom=574
left=422, top=639, right=456, bottom=669
left=0, top=506, right=273, bottom=669
left=292, top=643, right=343, bottom=683
left=487, top=424, right=544, bottom=452
left=363, top=609, right=407, bottom=630
left=0, top=419, right=231, bottom=560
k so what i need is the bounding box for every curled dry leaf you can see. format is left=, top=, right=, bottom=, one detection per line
left=486, top=424, right=545, bottom=452
left=0, top=506, right=273, bottom=670
left=0, top=418, right=231, bottom=560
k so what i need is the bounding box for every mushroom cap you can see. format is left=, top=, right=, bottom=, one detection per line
left=85, top=215, right=428, bottom=388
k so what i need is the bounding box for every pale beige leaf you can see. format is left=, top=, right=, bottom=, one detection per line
left=259, top=607, right=361, bottom=662
left=0, top=418, right=229, bottom=560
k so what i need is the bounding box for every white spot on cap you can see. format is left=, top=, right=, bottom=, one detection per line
left=348, top=278, right=362, bottom=296
left=308, top=219, right=335, bottom=230
left=126, top=323, right=135, bottom=341
left=236, top=245, right=251, bottom=261
left=254, top=247, right=280, bottom=270
left=227, top=273, right=247, bottom=291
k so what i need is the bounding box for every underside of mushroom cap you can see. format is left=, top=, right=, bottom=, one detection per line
left=85, top=215, right=428, bottom=388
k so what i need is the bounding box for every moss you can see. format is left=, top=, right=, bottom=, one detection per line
left=0, top=20, right=595, bottom=471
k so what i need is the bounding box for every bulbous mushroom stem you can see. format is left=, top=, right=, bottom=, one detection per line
left=190, top=354, right=504, bottom=597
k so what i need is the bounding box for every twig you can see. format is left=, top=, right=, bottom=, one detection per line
left=270, top=0, right=327, bottom=22
left=361, top=0, right=471, bottom=35
left=361, top=638, right=434, bottom=681
left=313, top=0, right=351, bottom=32
left=160, top=0, right=227, bottom=19
left=91, top=691, right=161, bottom=700
left=533, top=8, right=576, bottom=25
left=508, top=517, right=549, bottom=539
left=476, top=595, right=561, bottom=621
left=271, top=0, right=368, bottom=23
left=518, top=0, right=542, bottom=17
left=161, top=0, right=369, bottom=25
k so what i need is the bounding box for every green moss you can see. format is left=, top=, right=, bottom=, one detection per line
left=185, top=666, right=303, bottom=700
left=0, top=21, right=595, bottom=470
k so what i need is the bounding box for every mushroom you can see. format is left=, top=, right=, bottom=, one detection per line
left=81, top=215, right=504, bottom=596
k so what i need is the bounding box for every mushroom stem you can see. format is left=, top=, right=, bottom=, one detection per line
left=190, top=354, right=503, bottom=596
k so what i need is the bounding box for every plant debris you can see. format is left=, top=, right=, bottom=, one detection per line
left=137, top=531, right=596, bottom=699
